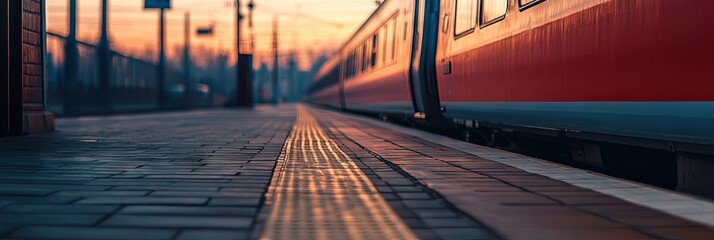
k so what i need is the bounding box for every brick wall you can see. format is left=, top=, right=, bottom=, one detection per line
left=22, top=0, right=44, bottom=112
left=6, top=0, right=55, bottom=134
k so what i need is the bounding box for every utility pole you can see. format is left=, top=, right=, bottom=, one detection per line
left=98, top=0, right=112, bottom=113
left=233, top=0, right=253, bottom=107
left=248, top=0, right=256, bottom=51
left=271, top=15, right=279, bottom=104
left=158, top=8, right=166, bottom=107
left=288, top=53, right=296, bottom=102
left=248, top=0, right=256, bottom=103
left=183, top=12, right=191, bottom=106
left=64, top=0, right=79, bottom=115
left=236, top=0, right=241, bottom=68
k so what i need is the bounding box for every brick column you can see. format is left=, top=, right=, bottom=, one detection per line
left=2, top=1, right=9, bottom=136
left=4, top=0, right=54, bottom=135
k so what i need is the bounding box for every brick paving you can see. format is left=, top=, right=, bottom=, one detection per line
left=259, top=106, right=417, bottom=240
left=319, top=118, right=496, bottom=239
left=0, top=107, right=294, bottom=240
left=310, top=107, right=714, bottom=240
left=2, top=104, right=714, bottom=240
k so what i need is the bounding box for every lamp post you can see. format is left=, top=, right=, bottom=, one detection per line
left=183, top=12, right=191, bottom=106
left=98, top=0, right=112, bottom=113
left=158, top=8, right=166, bottom=107
left=144, top=1, right=171, bottom=108
left=271, top=15, right=279, bottom=104
left=233, top=0, right=254, bottom=107
left=64, top=0, right=79, bottom=115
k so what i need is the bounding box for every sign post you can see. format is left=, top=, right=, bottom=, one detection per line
left=145, top=0, right=171, bottom=107
left=144, top=0, right=171, bottom=9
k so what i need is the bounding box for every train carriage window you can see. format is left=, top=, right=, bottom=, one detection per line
left=387, top=17, right=396, bottom=63
left=344, top=56, right=348, bottom=79
left=370, top=35, right=378, bottom=68
left=404, top=22, right=408, bottom=41
left=392, top=18, right=398, bottom=61
left=362, top=42, right=369, bottom=72
left=481, top=0, right=508, bottom=26
left=454, top=0, right=477, bottom=36
left=381, top=26, right=388, bottom=65
left=346, top=51, right=355, bottom=78
left=519, top=0, right=545, bottom=10
left=352, top=50, right=358, bottom=77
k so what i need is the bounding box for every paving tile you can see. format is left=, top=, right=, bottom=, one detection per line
left=119, top=206, right=257, bottom=216
left=391, top=186, right=423, bottom=193
left=0, top=187, right=56, bottom=196
left=396, top=192, right=433, bottom=200
left=0, top=108, right=292, bottom=238
left=400, top=200, right=449, bottom=209
left=0, top=200, right=14, bottom=209
left=400, top=217, right=428, bottom=228
left=219, top=187, right=268, bottom=193
left=260, top=107, right=419, bottom=240
left=431, top=228, right=495, bottom=240
left=325, top=137, right=496, bottom=240
left=149, top=191, right=262, bottom=198
left=76, top=197, right=208, bottom=205
left=0, top=196, right=79, bottom=204
left=52, top=191, right=150, bottom=197
left=411, top=229, right=441, bottom=240
left=102, top=215, right=253, bottom=228
left=11, top=226, right=177, bottom=240
left=413, top=209, right=460, bottom=218
left=4, top=104, right=712, bottom=239
left=0, top=213, right=104, bottom=225
left=0, top=225, right=16, bottom=235
left=111, top=186, right=221, bottom=192
left=421, top=217, right=482, bottom=228
left=310, top=107, right=714, bottom=239
left=1, top=204, right=119, bottom=214
left=643, top=227, right=714, bottom=240
left=208, top=198, right=262, bottom=206
left=176, top=230, right=251, bottom=240
left=499, top=227, right=652, bottom=240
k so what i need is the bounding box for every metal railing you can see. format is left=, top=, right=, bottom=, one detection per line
left=46, top=32, right=211, bottom=116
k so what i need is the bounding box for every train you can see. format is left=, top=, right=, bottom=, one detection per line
left=307, top=0, right=714, bottom=196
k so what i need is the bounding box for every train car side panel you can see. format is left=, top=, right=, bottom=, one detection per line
left=341, top=0, right=416, bottom=115
left=436, top=0, right=714, bottom=145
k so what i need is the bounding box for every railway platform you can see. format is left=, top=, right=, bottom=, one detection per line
left=1, top=104, right=714, bottom=240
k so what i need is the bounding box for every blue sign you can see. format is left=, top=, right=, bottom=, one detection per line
left=144, top=0, right=171, bottom=9
left=196, top=27, right=214, bottom=36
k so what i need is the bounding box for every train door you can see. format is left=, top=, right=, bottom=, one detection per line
left=1, top=1, right=9, bottom=136
left=437, top=0, right=455, bottom=82
left=408, top=0, right=445, bottom=125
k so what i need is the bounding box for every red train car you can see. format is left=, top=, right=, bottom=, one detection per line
left=309, top=0, right=714, bottom=195
left=436, top=0, right=714, bottom=148
left=308, top=57, right=342, bottom=108
left=340, top=0, right=418, bottom=116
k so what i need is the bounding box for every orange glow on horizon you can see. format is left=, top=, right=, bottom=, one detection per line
left=47, top=0, right=378, bottom=70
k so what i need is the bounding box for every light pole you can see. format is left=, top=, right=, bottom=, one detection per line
left=233, top=0, right=254, bottom=107
left=158, top=8, right=166, bottom=107
left=144, top=1, right=171, bottom=108
left=98, top=0, right=112, bottom=113
left=183, top=12, right=191, bottom=106
left=271, top=15, right=279, bottom=104
left=64, top=0, right=79, bottom=115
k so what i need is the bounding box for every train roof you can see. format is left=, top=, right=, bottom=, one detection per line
left=313, top=56, right=341, bottom=82
left=312, top=0, right=393, bottom=83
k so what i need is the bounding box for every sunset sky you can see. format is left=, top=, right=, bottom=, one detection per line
left=46, top=0, right=378, bottom=69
